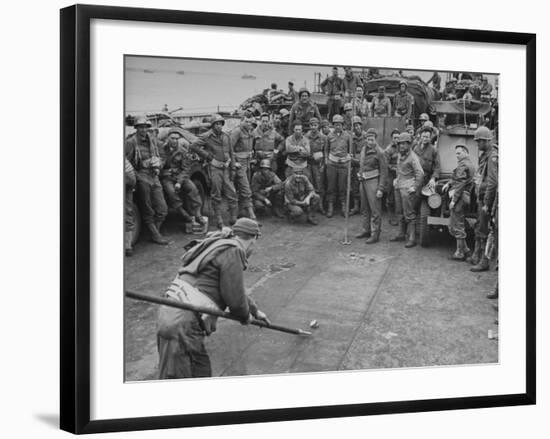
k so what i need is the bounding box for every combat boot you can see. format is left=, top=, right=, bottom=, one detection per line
left=246, top=206, right=257, bottom=220
left=471, top=254, right=490, bottom=272
left=390, top=222, right=407, bottom=242
left=466, top=239, right=482, bottom=265
left=365, top=230, right=380, bottom=244
left=273, top=205, right=285, bottom=218
left=125, top=231, right=134, bottom=256
left=318, top=196, right=326, bottom=215
left=340, top=202, right=348, bottom=217
left=487, top=285, right=498, bottom=299
left=449, top=238, right=466, bottom=261
left=306, top=211, right=318, bottom=226
left=405, top=221, right=416, bottom=248
left=326, top=202, right=334, bottom=218
left=177, top=206, right=193, bottom=223
left=355, top=230, right=371, bottom=239
left=193, top=207, right=205, bottom=225
left=147, top=223, right=169, bottom=245
left=349, top=198, right=360, bottom=216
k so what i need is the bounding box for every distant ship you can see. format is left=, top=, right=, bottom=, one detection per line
left=241, top=74, right=256, bottom=80
left=176, top=70, right=185, bottom=75
left=143, top=69, right=154, bottom=73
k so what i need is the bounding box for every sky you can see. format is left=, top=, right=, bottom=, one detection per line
left=125, top=56, right=497, bottom=115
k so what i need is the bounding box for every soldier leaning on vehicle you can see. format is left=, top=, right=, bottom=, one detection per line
left=190, top=114, right=238, bottom=229
left=371, top=86, right=392, bottom=118
left=394, top=80, right=415, bottom=121
left=320, top=67, right=345, bottom=120
left=125, top=117, right=169, bottom=245
left=444, top=144, right=476, bottom=261
left=413, top=127, right=441, bottom=193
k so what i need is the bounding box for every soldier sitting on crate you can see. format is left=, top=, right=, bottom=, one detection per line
left=284, top=170, right=320, bottom=225
left=443, top=144, right=476, bottom=261
left=251, top=159, right=285, bottom=218
left=160, top=129, right=204, bottom=227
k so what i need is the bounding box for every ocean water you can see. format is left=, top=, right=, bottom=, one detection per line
left=125, top=56, right=497, bottom=116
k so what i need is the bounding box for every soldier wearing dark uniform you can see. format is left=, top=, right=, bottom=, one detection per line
left=342, top=103, right=354, bottom=132
left=284, top=170, right=320, bottom=225
left=342, top=67, right=363, bottom=103
left=156, top=218, right=270, bottom=379
left=325, top=114, right=353, bottom=217
left=371, top=86, right=392, bottom=117
left=160, top=130, right=204, bottom=226
left=469, top=126, right=498, bottom=272
left=125, top=117, right=168, bottom=245
left=253, top=113, right=284, bottom=173
left=349, top=116, right=366, bottom=216
left=305, top=117, right=327, bottom=214
left=393, top=80, right=415, bottom=121
left=445, top=144, right=476, bottom=260
left=125, top=158, right=136, bottom=256
left=283, top=121, right=311, bottom=179
left=354, top=128, right=388, bottom=244
left=288, top=88, right=321, bottom=133
left=251, top=159, right=284, bottom=217
left=390, top=132, right=424, bottom=248
left=230, top=116, right=257, bottom=220
left=384, top=129, right=401, bottom=226
left=191, top=114, right=238, bottom=229
left=320, top=67, right=345, bottom=120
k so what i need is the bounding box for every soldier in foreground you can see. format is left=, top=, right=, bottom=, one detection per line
left=284, top=170, right=320, bottom=225
left=191, top=114, right=238, bottom=229
left=124, top=158, right=136, bottom=256
left=354, top=127, right=388, bottom=244
left=251, top=159, right=285, bottom=217
left=469, top=126, right=498, bottom=272
left=444, top=144, right=476, bottom=260
left=156, top=218, right=270, bottom=379
left=390, top=132, right=424, bottom=248
left=125, top=117, right=169, bottom=245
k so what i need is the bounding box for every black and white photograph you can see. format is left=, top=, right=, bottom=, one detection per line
left=123, top=57, right=500, bottom=381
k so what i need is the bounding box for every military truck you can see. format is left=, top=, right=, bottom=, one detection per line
left=416, top=99, right=493, bottom=246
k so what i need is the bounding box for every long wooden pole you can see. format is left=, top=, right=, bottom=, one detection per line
left=125, top=291, right=312, bottom=336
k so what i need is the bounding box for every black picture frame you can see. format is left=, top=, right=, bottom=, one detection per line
left=60, top=4, right=536, bottom=434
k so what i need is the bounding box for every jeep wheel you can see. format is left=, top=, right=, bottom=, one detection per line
left=131, top=201, right=141, bottom=246
left=419, top=199, right=430, bottom=247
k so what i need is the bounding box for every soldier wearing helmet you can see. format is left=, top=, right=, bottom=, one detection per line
left=230, top=115, right=257, bottom=220
left=384, top=129, right=402, bottom=226
left=372, top=85, right=392, bottom=117
left=250, top=159, right=285, bottom=218
left=253, top=112, right=285, bottom=173
left=413, top=126, right=441, bottom=195
left=349, top=115, right=366, bottom=216
left=320, top=118, right=332, bottom=136
left=342, top=67, right=364, bottom=103
left=320, top=67, right=345, bottom=120
left=468, top=126, right=498, bottom=272
left=343, top=102, right=355, bottom=131
left=354, top=127, right=389, bottom=244
left=288, top=87, right=321, bottom=133
left=305, top=117, right=328, bottom=214
left=393, top=80, right=415, bottom=120
left=125, top=116, right=169, bottom=245
left=283, top=120, right=311, bottom=179
left=325, top=113, right=353, bottom=217
left=390, top=132, right=424, bottom=248
left=190, top=114, right=239, bottom=229
left=284, top=170, right=320, bottom=225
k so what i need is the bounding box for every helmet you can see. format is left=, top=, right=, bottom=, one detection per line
left=210, top=114, right=225, bottom=126
left=378, top=85, right=385, bottom=92
left=280, top=108, right=290, bottom=117
left=399, top=80, right=408, bottom=87
left=332, top=114, right=344, bottom=124
left=232, top=218, right=261, bottom=238
left=320, top=119, right=330, bottom=127
left=343, top=103, right=353, bottom=111
left=365, top=128, right=377, bottom=138
left=419, top=113, right=429, bottom=121
left=352, top=116, right=362, bottom=125
left=134, top=117, right=151, bottom=128
left=397, top=132, right=412, bottom=143
left=309, top=117, right=320, bottom=125
left=298, top=87, right=310, bottom=97
left=474, top=126, right=493, bottom=141
left=259, top=159, right=272, bottom=169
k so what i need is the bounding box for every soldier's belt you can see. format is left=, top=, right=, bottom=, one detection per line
left=210, top=158, right=231, bottom=169
left=234, top=151, right=252, bottom=160
left=257, top=151, right=274, bottom=158
left=328, top=153, right=350, bottom=164
left=312, top=152, right=324, bottom=161
left=286, top=157, right=308, bottom=169
left=165, top=277, right=221, bottom=313
left=359, top=169, right=380, bottom=180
